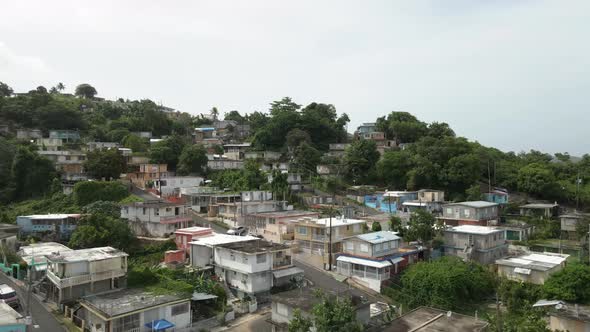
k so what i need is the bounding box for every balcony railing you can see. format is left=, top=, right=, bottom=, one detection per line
left=47, top=269, right=126, bottom=288
left=273, top=257, right=292, bottom=269
left=159, top=215, right=191, bottom=224
left=312, top=234, right=326, bottom=241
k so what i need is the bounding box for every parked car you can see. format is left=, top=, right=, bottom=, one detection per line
left=227, top=226, right=247, bottom=236
left=0, top=284, right=19, bottom=309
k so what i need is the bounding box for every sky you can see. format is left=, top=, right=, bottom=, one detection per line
left=1, top=1, right=589, bottom=155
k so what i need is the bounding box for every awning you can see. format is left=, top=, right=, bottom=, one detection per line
left=273, top=267, right=304, bottom=279
left=389, top=257, right=404, bottom=265
left=337, top=256, right=392, bottom=268
left=145, top=319, right=175, bottom=331
left=192, top=292, right=218, bottom=301
left=514, top=267, right=532, bottom=275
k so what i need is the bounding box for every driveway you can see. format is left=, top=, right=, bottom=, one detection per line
left=0, top=273, right=64, bottom=331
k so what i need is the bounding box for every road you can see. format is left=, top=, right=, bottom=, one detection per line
left=0, top=273, right=64, bottom=331
left=293, top=259, right=381, bottom=303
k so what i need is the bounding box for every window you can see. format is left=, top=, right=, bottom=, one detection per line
left=468, top=235, right=474, bottom=245
left=269, top=218, right=276, bottom=224
left=353, top=224, right=360, bottom=232
left=256, top=254, right=267, bottom=263
left=464, top=209, right=470, bottom=217
left=298, top=227, right=307, bottom=235
left=242, top=255, right=248, bottom=263
left=171, top=303, right=189, bottom=316
left=166, top=208, right=172, bottom=212
left=112, top=313, right=139, bottom=332
left=446, top=208, right=452, bottom=215
left=375, top=243, right=382, bottom=252
left=346, top=225, right=350, bottom=231
left=155, top=208, right=159, bottom=216
left=360, top=244, right=368, bottom=252
left=383, top=241, right=390, bottom=249
left=346, top=242, right=354, bottom=251
left=230, top=253, right=236, bottom=261
left=142, top=208, right=147, bottom=215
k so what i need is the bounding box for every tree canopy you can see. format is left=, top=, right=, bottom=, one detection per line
left=75, top=83, right=97, bottom=98
left=177, top=144, right=208, bottom=175
left=69, top=212, right=134, bottom=251
left=84, top=148, right=126, bottom=180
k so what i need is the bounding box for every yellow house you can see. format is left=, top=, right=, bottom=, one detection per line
left=293, top=217, right=366, bottom=268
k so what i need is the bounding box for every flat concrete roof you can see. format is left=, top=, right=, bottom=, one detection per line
left=0, top=302, right=23, bottom=325
left=520, top=203, right=558, bottom=209
left=446, top=225, right=504, bottom=235
left=384, top=306, right=489, bottom=332
left=47, top=247, right=128, bottom=263
left=355, top=231, right=400, bottom=244
left=189, top=233, right=258, bottom=246
left=444, top=201, right=498, bottom=208
left=300, top=217, right=366, bottom=228
left=217, top=239, right=289, bottom=254
left=247, top=210, right=318, bottom=218
left=496, top=252, right=569, bottom=271
left=271, top=287, right=367, bottom=313
left=19, top=214, right=81, bottom=220
left=81, top=289, right=189, bottom=319
left=19, top=242, right=72, bottom=265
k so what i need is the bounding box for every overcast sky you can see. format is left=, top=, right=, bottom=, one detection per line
left=1, top=1, right=589, bottom=155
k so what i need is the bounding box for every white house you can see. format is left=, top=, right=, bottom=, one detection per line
left=45, top=247, right=128, bottom=303
left=78, top=289, right=191, bottom=332
left=153, top=176, right=204, bottom=197
left=120, top=201, right=192, bottom=237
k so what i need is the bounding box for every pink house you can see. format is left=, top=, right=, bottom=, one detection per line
left=174, top=226, right=214, bottom=253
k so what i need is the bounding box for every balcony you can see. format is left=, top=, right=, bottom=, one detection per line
left=311, top=234, right=326, bottom=241
left=159, top=215, right=192, bottom=224
left=47, top=269, right=126, bottom=288
left=273, top=256, right=292, bottom=269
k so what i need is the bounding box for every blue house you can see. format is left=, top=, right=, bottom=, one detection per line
left=17, top=214, right=81, bottom=241
left=364, top=191, right=418, bottom=214
left=483, top=189, right=509, bottom=205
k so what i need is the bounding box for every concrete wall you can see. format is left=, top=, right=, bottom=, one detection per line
left=342, top=237, right=399, bottom=257
left=214, top=248, right=271, bottom=274
left=550, top=316, right=590, bottom=332
left=443, top=205, right=498, bottom=220
left=190, top=244, right=213, bottom=268
left=497, top=265, right=560, bottom=285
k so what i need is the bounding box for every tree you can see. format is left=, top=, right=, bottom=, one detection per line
left=376, top=111, right=428, bottom=143
left=149, top=135, right=187, bottom=170
left=84, top=148, right=126, bottom=180
left=286, top=129, right=311, bottom=151
left=294, top=142, right=321, bottom=175
left=82, top=201, right=121, bottom=219
left=177, top=144, right=208, bottom=175
left=517, top=163, right=556, bottom=197
left=378, top=150, right=413, bottom=189
left=224, top=110, right=244, bottom=122
left=466, top=184, right=483, bottom=201
left=398, top=256, right=495, bottom=310
left=0, top=81, right=13, bottom=97
left=73, top=181, right=129, bottom=206
left=443, top=154, right=481, bottom=194
left=69, top=213, right=134, bottom=251
left=56, top=82, right=65, bottom=92
left=371, top=221, right=382, bottom=232
left=404, top=210, right=436, bottom=243
left=344, top=140, right=380, bottom=183
left=427, top=122, right=455, bottom=139
left=210, top=107, right=219, bottom=120
left=287, top=291, right=363, bottom=332
left=543, top=264, right=590, bottom=303
left=121, top=134, right=148, bottom=152
left=75, top=83, right=97, bottom=98
left=10, top=146, right=57, bottom=201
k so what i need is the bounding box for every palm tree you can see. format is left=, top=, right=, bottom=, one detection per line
left=210, top=107, right=219, bottom=120
left=56, top=82, right=65, bottom=92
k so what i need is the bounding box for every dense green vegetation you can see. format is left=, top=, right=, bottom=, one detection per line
left=288, top=290, right=363, bottom=332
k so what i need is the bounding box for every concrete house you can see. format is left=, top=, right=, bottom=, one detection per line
left=46, top=247, right=128, bottom=303
left=270, top=287, right=370, bottom=332
left=209, top=191, right=290, bottom=226
left=0, top=302, right=26, bottom=332
left=86, top=141, right=119, bottom=151
left=336, top=231, right=401, bottom=292
left=207, top=159, right=244, bottom=170
left=245, top=210, right=320, bottom=243
left=443, top=225, right=508, bottom=265
left=49, top=129, right=81, bottom=142
left=213, top=240, right=300, bottom=300
left=193, top=127, right=217, bottom=142
left=546, top=302, right=590, bottom=332
left=496, top=252, right=569, bottom=285
left=294, top=217, right=366, bottom=269
left=153, top=176, right=204, bottom=197
left=18, top=242, right=73, bottom=281
left=560, top=213, right=589, bottom=240
left=78, top=289, right=191, bottom=332
left=402, top=189, right=445, bottom=213
left=36, top=137, right=64, bottom=151
left=438, top=201, right=500, bottom=226
left=17, top=214, right=81, bottom=241
left=483, top=189, right=509, bottom=205
left=326, top=143, right=350, bottom=158
left=120, top=201, right=192, bottom=237
left=223, top=143, right=251, bottom=160
left=174, top=226, right=213, bottom=253
left=244, top=151, right=282, bottom=161
left=385, top=307, right=489, bottom=332
left=189, top=233, right=259, bottom=268
left=16, top=128, right=42, bottom=140
left=126, top=163, right=170, bottom=189
left=520, top=203, right=559, bottom=218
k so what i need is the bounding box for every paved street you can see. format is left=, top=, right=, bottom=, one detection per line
left=0, top=273, right=64, bottom=331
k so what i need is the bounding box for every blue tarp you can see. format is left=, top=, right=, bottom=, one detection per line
left=145, top=319, right=175, bottom=331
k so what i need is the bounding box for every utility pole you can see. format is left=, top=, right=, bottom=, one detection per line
left=328, top=195, right=334, bottom=271
left=576, top=171, right=581, bottom=211
left=487, top=161, right=492, bottom=194
left=26, top=255, right=34, bottom=331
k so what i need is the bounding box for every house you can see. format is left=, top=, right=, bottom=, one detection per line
left=544, top=302, right=590, bottom=332
left=46, top=247, right=128, bottom=303
left=325, top=143, right=351, bottom=159
left=294, top=217, right=366, bottom=269
left=0, top=224, right=20, bottom=250
left=193, top=127, right=217, bottom=143
left=483, top=189, right=509, bottom=205
left=443, top=225, right=508, bottom=265
left=316, top=164, right=340, bottom=178
left=189, top=232, right=259, bottom=268
left=497, top=221, right=535, bottom=242
left=560, top=213, right=590, bottom=240
left=78, top=289, right=191, bottom=332
left=153, top=176, right=204, bottom=197
left=16, top=128, right=42, bottom=140
left=496, top=252, right=569, bottom=284
left=17, top=214, right=81, bottom=241
left=223, top=143, right=251, bottom=160
left=130, top=131, right=152, bottom=139
left=174, top=226, right=213, bottom=253
left=207, top=159, right=244, bottom=170
left=245, top=210, right=320, bottom=243
left=183, top=187, right=226, bottom=213
left=36, top=137, right=64, bottom=151
left=267, top=172, right=307, bottom=192
left=86, top=141, right=119, bottom=151
left=18, top=242, right=73, bottom=281
left=210, top=191, right=290, bottom=226
left=384, top=306, right=489, bottom=332
left=120, top=201, right=192, bottom=237
left=38, top=150, right=87, bottom=175
left=270, top=287, right=370, bottom=331
left=336, top=231, right=401, bottom=292
left=438, top=201, right=500, bottom=226
left=368, top=191, right=418, bottom=214
left=245, top=151, right=282, bottom=161
left=125, top=163, right=170, bottom=189
left=0, top=302, right=26, bottom=332
left=402, top=189, right=445, bottom=213
left=520, top=203, right=559, bottom=218
left=49, top=129, right=80, bottom=142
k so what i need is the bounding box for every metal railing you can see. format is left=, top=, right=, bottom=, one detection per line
left=47, top=269, right=126, bottom=288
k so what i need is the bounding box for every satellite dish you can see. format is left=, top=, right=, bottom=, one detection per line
left=447, top=311, right=452, bottom=318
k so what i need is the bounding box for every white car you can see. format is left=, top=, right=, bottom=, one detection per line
left=227, top=226, right=247, bottom=236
